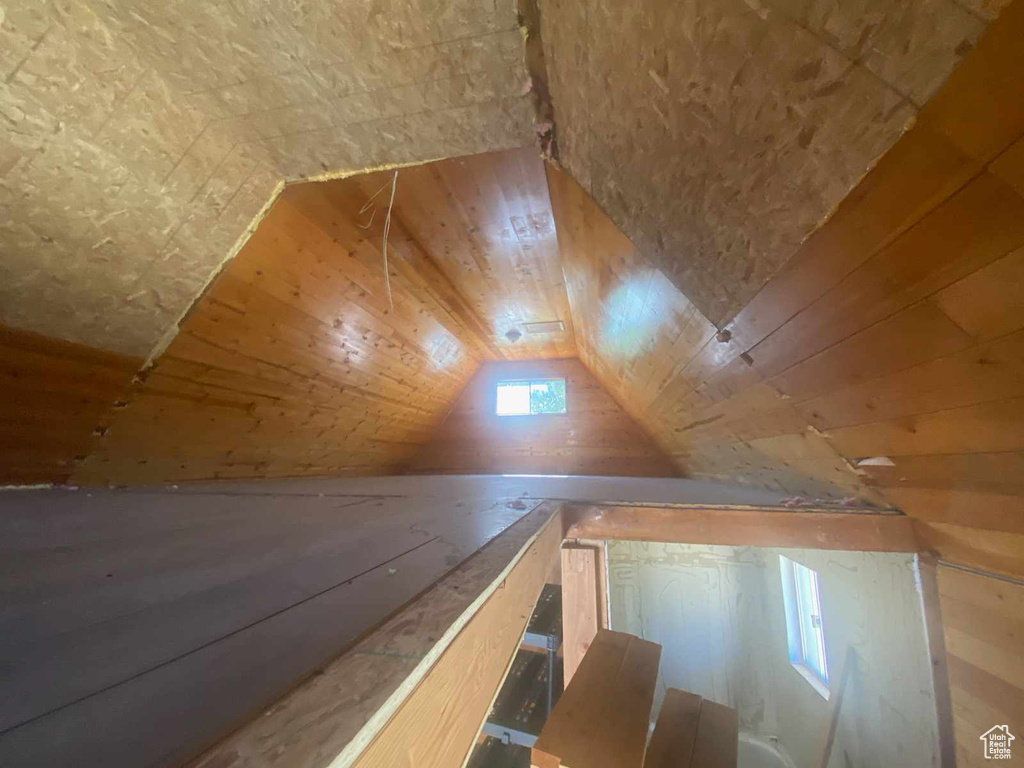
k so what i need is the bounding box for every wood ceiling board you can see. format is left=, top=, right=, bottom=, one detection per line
left=0, top=325, right=141, bottom=485
left=795, top=330, right=1024, bottom=432
left=546, top=163, right=717, bottom=420
left=862, top=489, right=1024, bottom=535
left=278, top=148, right=576, bottom=364
left=720, top=123, right=984, bottom=359
left=933, top=245, right=1024, bottom=340
left=1, top=2, right=533, bottom=357
left=381, top=147, right=577, bottom=360
left=76, top=177, right=485, bottom=485
left=746, top=170, right=1024, bottom=380
left=824, top=398, right=1024, bottom=459
left=766, top=301, right=976, bottom=402
left=860, top=452, right=1024, bottom=497
left=279, top=176, right=503, bottom=363
left=920, top=522, right=1024, bottom=581
left=547, top=163, right=879, bottom=503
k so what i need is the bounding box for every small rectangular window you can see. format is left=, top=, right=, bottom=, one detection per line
left=495, top=378, right=566, bottom=416
left=779, top=555, right=830, bottom=698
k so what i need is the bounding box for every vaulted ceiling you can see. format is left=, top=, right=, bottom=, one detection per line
left=3, top=0, right=1003, bottom=361
left=77, top=147, right=575, bottom=483
left=3, top=0, right=1024, bottom=561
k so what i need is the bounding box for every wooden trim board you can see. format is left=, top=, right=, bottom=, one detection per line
left=565, top=504, right=920, bottom=551
left=572, top=537, right=610, bottom=629
left=560, top=545, right=602, bottom=687
left=352, top=504, right=563, bottom=768
left=190, top=501, right=563, bottom=768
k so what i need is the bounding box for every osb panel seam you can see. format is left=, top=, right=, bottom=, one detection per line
left=1, top=2, right=537, bottom=359
left=539, top=0, right=1002, bottom=328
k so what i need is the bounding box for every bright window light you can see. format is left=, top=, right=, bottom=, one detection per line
left=495, top=378, right=566, bottom=416
left=779, top=555, right=830, bottom=698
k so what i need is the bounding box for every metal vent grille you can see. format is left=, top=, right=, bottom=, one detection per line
left=522, top=320, right=565, bottom=334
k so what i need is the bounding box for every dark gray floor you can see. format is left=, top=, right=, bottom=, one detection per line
left=0, top=474, right=782, bottom=767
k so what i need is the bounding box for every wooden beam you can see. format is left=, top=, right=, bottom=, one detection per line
left=351, top=503, right=563, bottom=768
left=565, top=504, right=920, bottom=552
left=560, top=545, right=602, bottom=687
left=532, top=629, right=661, bottom=768
left=190, top=501, right=563, bottom=768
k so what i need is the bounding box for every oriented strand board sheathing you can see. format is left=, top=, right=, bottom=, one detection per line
left=545, top=1, right=1024, bottom=568
left=0, top=1, right=534, bottom=357
left=540, top=0, right=998, bottom=326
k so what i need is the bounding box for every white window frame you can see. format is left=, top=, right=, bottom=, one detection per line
left=494, top=378, right=567, bottom=416
left=779, top=555, right=830, bottom=700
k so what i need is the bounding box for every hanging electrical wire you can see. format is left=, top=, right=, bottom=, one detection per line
left=355, top=171, right=399, bottom=311
left=356, top=177, right=393, bottom=229
left=381, top=170, right=398, bottom=312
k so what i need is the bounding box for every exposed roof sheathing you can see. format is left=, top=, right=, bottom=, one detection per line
left=1, top=1, right=534, bottom=357
left=540, top=0, right=1002, bottom=326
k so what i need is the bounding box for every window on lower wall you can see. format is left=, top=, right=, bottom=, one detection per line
left=779, top=555, right=830, bottom=699
left=495, top=378, right=567, bottom=416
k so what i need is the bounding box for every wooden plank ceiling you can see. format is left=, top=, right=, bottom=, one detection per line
left=0, top=327, right=140, bottom=485
left=76, top=147, right=577, bottom=484
left=546, top=1, right=1024, bottom=575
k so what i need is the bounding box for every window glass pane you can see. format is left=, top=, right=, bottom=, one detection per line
left=808, top=569, right=829, bottom=681
left=496, top=382, right=530, bottom=415
left=530, top=379, right=566, bottom=414
left=793, top=561, right=828, bottom=683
